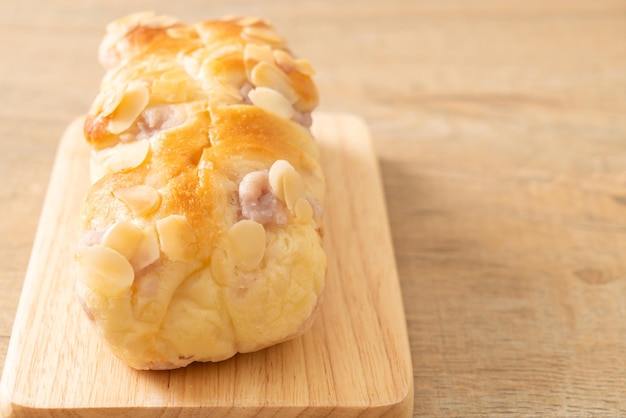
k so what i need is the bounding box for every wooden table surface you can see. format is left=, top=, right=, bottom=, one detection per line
left=1, top=0, right=624, bottom=416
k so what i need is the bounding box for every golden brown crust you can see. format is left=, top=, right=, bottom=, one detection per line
left=75, top=12, right=325, bottom=369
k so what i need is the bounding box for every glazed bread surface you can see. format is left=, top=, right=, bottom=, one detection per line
left=75, top=12, right=326, bottom=370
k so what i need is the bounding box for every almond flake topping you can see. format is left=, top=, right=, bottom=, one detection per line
left=76, top=245, right=134, bottom=297
left=244, top=43, right=274, bottom=65
left=129, top=226, right=161, bottom=272
left=268, top=159, right=305, bottom=211
left=108, top=81, right=150, bottom=134
left=113, top=185, right=161, bottom=216
left=250, top=61, right=298, bottom=104
left=101, top=221, right=144, bottom=260
left=248, top=87, right=294, bottom=120
left=93, top=139, right=150, bottom=174
left=273, top=49, right=296, bottom=73
left=241, top=25, right=284, bottom=46
left=228, top=219, right=266, bottom=270
left=156, top=214, right=197, bottom=262
left=295, top=198, right=313, bottom=224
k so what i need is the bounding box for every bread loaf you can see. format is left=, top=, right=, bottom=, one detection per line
left=75, top=12, right=326, bottom=370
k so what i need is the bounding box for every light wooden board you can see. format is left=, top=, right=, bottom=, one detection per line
left=0, top=113, right=413, bottom=418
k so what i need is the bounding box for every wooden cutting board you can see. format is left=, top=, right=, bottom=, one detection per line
left=0, top=113, right=413, bottom=418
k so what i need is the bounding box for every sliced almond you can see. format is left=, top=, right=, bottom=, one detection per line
left=213, top=78, right=243, bottom=103
left=108, top=81, right=150, bottom=134
left=244, top=43, right=274, bottom=66
left=268, top=160, right=307, bottom=214
left=204, top=43, right=241, bottom=62
left=250, top=61, right=298, bottom=104
left=101, top=221, right=143, bottom=260
left=273, top=49, right=296, bottom=73
left=244, top=43, right=274, bottom=80
left=101, top=88, right=125, bottom=117
left=196, top=45, right=242, bottom=88
left=156, top=214, right=197, bottom=262
left=294, top=198, right=313, bottom=224
left=241, top=25, right=284, bottom=46
left=151, top=78, right=188, bottom=103
left=268, top=159, right=292, bottom=201
left=268, top=159, right=305, bottom=210
left=75, top=245, right=134, bottom=297
left=248, top=87, right=294, bottom=120
left=94, top=139, right=150, bottom=173
left=282, top=166, right=306, bottom=211
left=113, top=185, right=161, bottom=216
left=92, top=86, right=125, bottom=117
left=129, top=226, right=161, bottom=272
left=294, top=58, right=315, bottom=76
left=228, top=220, right=266, bottom=270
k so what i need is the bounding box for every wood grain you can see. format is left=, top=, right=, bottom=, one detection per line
left=0, top=114, right=413, bottom=417
left=1, top=0, right=626, bottom=416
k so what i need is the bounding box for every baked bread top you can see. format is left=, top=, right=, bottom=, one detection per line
left=75, top=12, right=326, bottom=369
